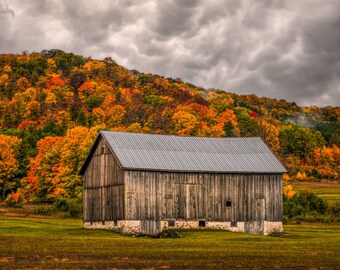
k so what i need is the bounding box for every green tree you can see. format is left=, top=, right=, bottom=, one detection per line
left=279, top=125, right=326, bottom=158
left=237, top=110, right=259, bottom=137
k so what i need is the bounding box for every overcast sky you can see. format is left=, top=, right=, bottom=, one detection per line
left=1, top=0, right=339, bottom=106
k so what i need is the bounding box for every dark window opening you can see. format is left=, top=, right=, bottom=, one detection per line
left=168, top=220, right=175, bottom=227
left=114, top=220, right=118, bottom=226
left=199, top=220, right=206, bottom=227
left=107, top=200, right=110, bottom=206
left=225, top=200, right=232, bottom=207
left=231, top=221, right=237, bottom=227
left=102, top=221, right=105, bottom=225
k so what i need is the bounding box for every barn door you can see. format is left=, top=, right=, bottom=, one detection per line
left=184, top=184, right=198, bottom=219
left=245, top=198, right=265, bottom=234
left=255, top=198, right=265, bottom=234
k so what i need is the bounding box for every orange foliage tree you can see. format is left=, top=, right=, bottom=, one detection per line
left=217, top=109, right=240, bottom=137
left=0, top=135, right=21, bottom=200
left=311, top=145, right=340, bottom=180
left=21, top=136, right=65, bottom=202
left=21, top=126, right=102, bottom=202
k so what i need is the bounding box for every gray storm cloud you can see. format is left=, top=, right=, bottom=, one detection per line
left=1, top=0, right=339, bottom=106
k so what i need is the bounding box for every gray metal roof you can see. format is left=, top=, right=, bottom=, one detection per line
left=98, top=131, right=287, bottom=173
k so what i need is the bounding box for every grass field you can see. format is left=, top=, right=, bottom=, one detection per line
left=293, top=181, right=340, bottom=204
left=0, top=214, right=339, bottom=269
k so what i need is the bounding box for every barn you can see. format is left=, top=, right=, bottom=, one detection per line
left=80, top=131, right=287, bottom=236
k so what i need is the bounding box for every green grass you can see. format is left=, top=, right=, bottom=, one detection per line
left=293, top=181, right=340, bottom=204
left=0, top=215, right=339, bottom=269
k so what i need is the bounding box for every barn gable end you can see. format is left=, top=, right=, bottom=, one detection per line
left=82, top=135, right=125, bottom=223
left=81, top=131, right=286, bottom=236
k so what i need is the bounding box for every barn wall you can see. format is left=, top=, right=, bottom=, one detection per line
left=83, top=137, right=125, bottom=222
left=124, top=171, right=283, bottom=223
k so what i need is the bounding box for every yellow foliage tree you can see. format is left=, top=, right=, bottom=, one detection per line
left=282, top=173, right=291, bottom=182
left=197, top=121, right=224, bottom=137
left=295, top=171, right=307, bottom=181
left=0, top=74, right=9, bottom=88
left=256, top=118, right=280, bottom=153
left=283, top=184, right=295, bottom=199
left=25, top=101, right=41, bottom=120
left=172, top=110, right=198, bottom=136
left=126, top=123, right=143, bottom=133
left=84, top=60, right=106, bottom=73
left=0, top=135, right=21, bottom=200
left=3, top=65, right=12, bottom=73
left=16, top=77, right=31, bottom=91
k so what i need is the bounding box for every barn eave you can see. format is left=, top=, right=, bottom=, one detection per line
left=121, top=167, right=286, bottom=174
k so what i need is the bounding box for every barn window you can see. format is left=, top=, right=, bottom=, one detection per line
left=225, top=200, right=232, bottom=207
left=107, top=200, right=110, bottom=206
left=168, top=220, right=175, bottom=227
left=102, top=221, right=105, bottom=225
left=231, top=221, right=237, bottom=227
left=101, top=147, right=104, bottom=154
left=114, top=220, right=118, bottom=226
left=199, top=220, right=206, bottom=227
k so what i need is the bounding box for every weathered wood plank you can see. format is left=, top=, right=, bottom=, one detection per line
left=123, top=171, right=283, bottom=223
left=83, top=137, right=125, bottom=222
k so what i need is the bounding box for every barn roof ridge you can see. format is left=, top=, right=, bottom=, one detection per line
left=100, top=129, right=263, bottom=140
left=79, top=130, right=287, bottom=175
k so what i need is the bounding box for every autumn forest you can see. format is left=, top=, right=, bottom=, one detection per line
left=0, top=50, right=339, bottom=209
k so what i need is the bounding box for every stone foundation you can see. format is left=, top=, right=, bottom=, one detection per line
left=263, top=221, right=283, bottom=235
left=207, top=221, right=245, bottom=233
left=159, top=220, right=245, bottom=233
left=84, top=220, right=141, bottom=235
left=84, top=220, right=282, bottom=236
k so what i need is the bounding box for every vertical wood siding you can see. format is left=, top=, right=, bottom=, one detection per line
left=124, top=171, right=283, bottom=222
left=83, top=137, right=125, bottom=222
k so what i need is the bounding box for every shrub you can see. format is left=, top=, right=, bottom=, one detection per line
left=54, top=197, right=83, bottom=218
left=311, top=168, right=322, bottom=180
left=282, top=215, right=289, bottom=224
left=327, top=202, right=340, bottom=216
left=283, top=191, right=328, bottom=220
left=159, top=230, right=182, bottom=238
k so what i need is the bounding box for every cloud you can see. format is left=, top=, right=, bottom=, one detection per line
left=1, top=0, right=339, bottom=106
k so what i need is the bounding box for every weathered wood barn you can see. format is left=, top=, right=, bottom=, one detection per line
left=80, top=131, right=287, bottom=236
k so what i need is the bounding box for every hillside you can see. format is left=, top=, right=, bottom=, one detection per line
left=0, top=50, right=339, bottom=205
